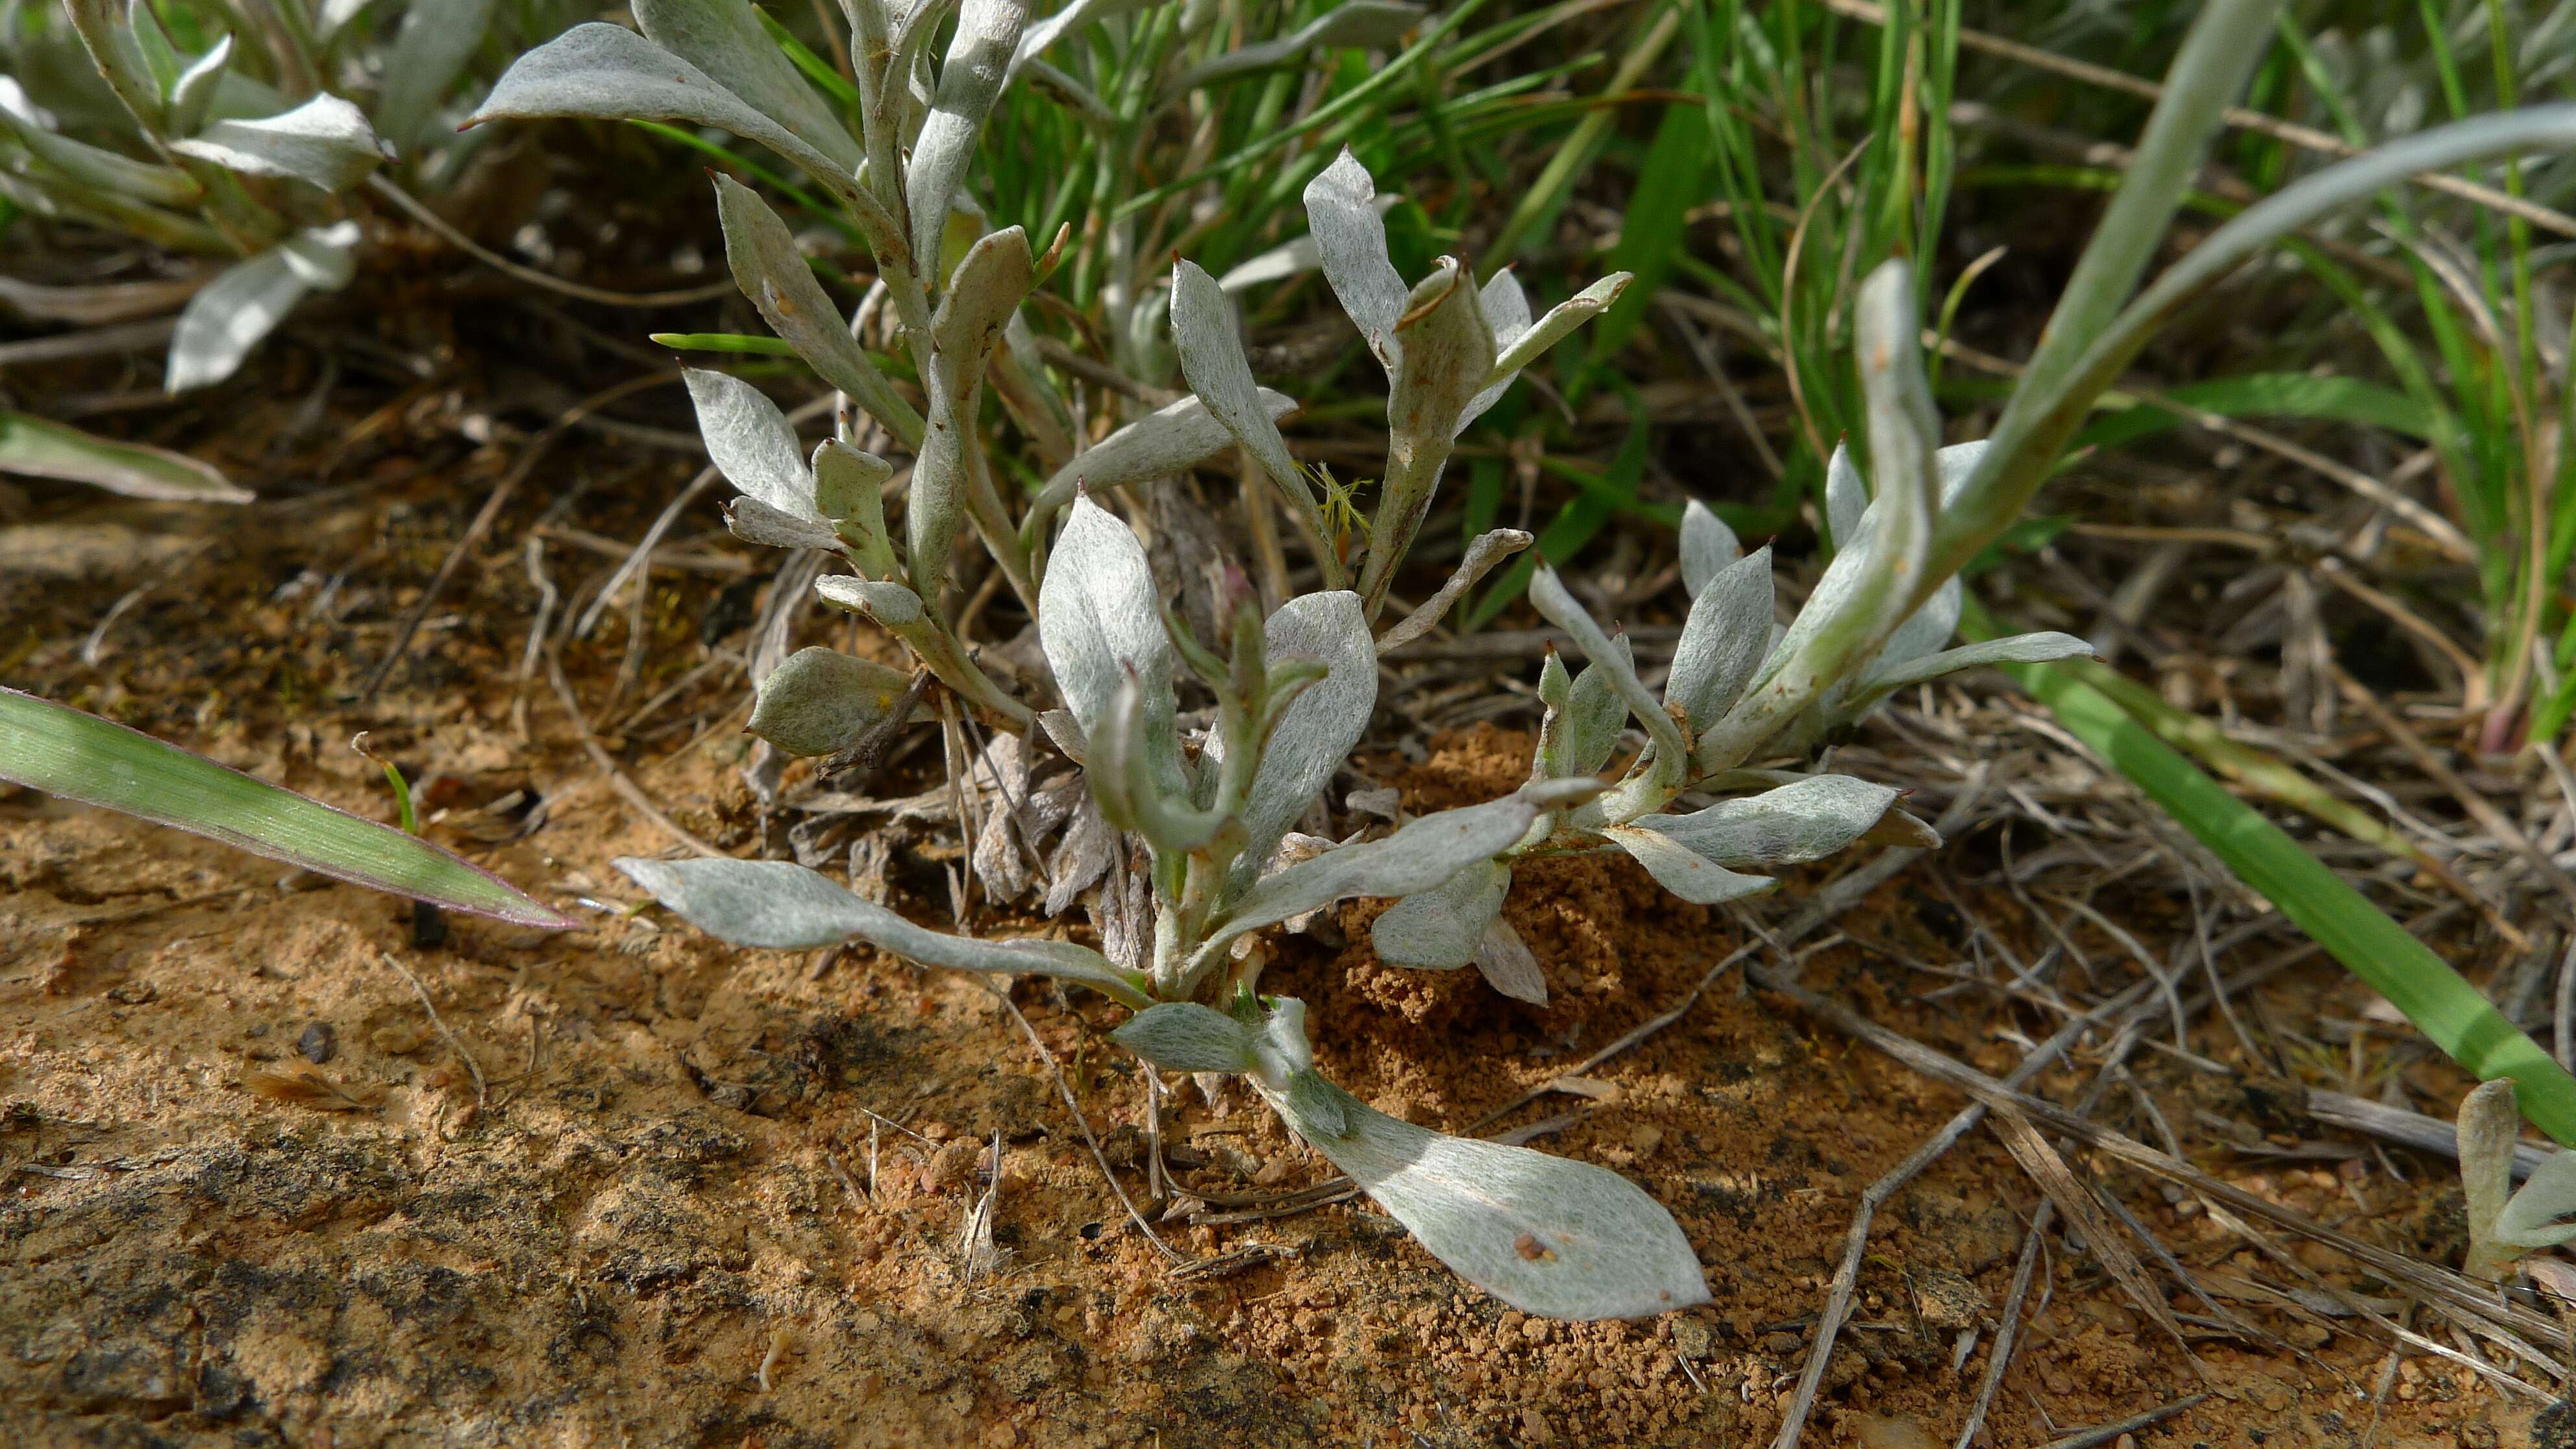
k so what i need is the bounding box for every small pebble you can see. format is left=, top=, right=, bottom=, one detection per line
left=299, top=1022, right=337, bottom=1064
left=410, top=901, right=447, bottom=950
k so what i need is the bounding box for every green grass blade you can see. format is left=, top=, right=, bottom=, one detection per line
left=1957, top=635, right=2576, bottom=1143
left=0, top=408, right=253, bottom=503
left=0, top=688, right=574, bottom=928
left=2072, top=373, right=2438, bottom=452
left=649, top=331, right=804, bottom=357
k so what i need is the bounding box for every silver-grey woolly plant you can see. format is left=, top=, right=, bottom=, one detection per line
left=1, top=1, right=565, bottom=393
left=472, top=0, right=2576, bottom=1320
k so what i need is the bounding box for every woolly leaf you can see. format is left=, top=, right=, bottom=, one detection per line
left=684, top=367, right=817, bottom=521
left=1112, top=1002, right=1256, bottom=1074
left=1169, top=260, right=1306, bottom=499
left=906, top=0, right=1028, bottom=270
left=173, top=93, right=390, bottom=191
left=617, top=856, right=1147, bottom=1006
left=470, top=24, right=865, bottom=211
left=1250, top=1011, right=1709, bottom=1320
left=748, top=647, right=913, bottom=757
left=1302, top=147, right=1408, bottom=374
left=1604, top=826, right=1774, bottom=905
left=1373, top=858, right=1508, bottom=970
left=1678, top=500, right=1740, bottom=597
left=1631, top=774, right=1901, bottom=867
left=635, top=0, right=864, bottom=173
left=1208, top=590, right=1378, bottom=900
left=1666, top=545, right=1774, bottom=732
left=712, top=175, right=919, bottom=443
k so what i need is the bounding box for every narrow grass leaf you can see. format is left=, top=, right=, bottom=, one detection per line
left=0, top=688, right=570, bottom=926
left=0, top=408, right=250, bottom=502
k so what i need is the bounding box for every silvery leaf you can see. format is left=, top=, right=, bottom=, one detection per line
left=1455, top=267, right=1531, bottom=431
left=2497, top=1151, right=2576, bottom=1251
left=1604, top=825, right=1774, bottom=905
left=724, top=495, right=842, bottom=551
left=1174, top=3, right=1423, bottom=90
left=277, top=221, right=362, bottom=290
left=616, top=856, right=1148, bottom=1006
left=1678, top=500, right=1740, bottom=597
left=2461, top=1078, right=2521, bottom=1259
left=1824, top=441, right=1867, bottom=549
left=713, top=175, right=920, bottom=445
left=1870, top=576, right=1963, bottom=677
left=1376, top=527, right=1532, bottom=653
left=1251, top=1035, right=1709, bottom=1320
left=1389, top=259, right=1495, bottom=458
left=173, top=93, right=390, bottom=191
left=171, top=37, right=241, bottom=134
left=1207, top=589, right=1377, bottom=901
left=1169, top=260, right=1307, bottom=500
left=748, top=646, right=913, bottom=756
left=1720, top=274, right=1939, bottom=760
left=1558, top=654, right=1630, bottom=778
left=1037, top=708, right=1087, bottom=765
left=1217, top=193, right=1400, bottom=292
left=684, top=367, right=817, bottom=521
left=1476, top=915, right=1548, bottom=1004
left=1530, top=566, right=1686, bottom=769
left=59, top=0, right=166, bottom=132
left=1088, top=674, right=1224, bottom=851
left=1038, top=499, right=1185, bottom=792
left=374, top=0, right=497, bottom=151
left=636, top=0, right=865, bottom=174
left=166, top=249, right=308, bottom=393
left=911, top=227, right=1034, bottom=597
left=815, top=573, right=924, bottom=625
left=1373, top=858, right=1507, bottom=969
left=813, top=440, right=898, bottom=578
left=1032, top=391, right=1296, bottom=523
left=1665, top=545, right=1774, bottom=732
left=1472, top=272, right=1629, bottom=415
left=1202, top=794, right=1541, bottom=962
left=906, top=0, right=1028, bottom=271
left=1854, top=632, right=2096, bottom=704
left=1302, top=147, right=1409, bottom=374
left=471, top=25, right=866, bottom=212
left=1631, top=774, right=1900, bottom=867
left=1111, top=1002, right=1256, bottom=1074
left=1825, top=433, right=1988, bottom=553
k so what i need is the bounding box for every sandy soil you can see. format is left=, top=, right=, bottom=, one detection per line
left=0, top=489, right=2549, bottom=1448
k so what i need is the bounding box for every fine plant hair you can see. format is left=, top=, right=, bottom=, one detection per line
left=475, top=0, right=2576, bottom=1319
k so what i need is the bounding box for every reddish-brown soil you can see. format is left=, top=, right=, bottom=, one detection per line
left=1, top=484, right=2544, bottom=1448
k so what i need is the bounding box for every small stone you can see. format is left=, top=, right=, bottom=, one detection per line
left=1852, top=1415, right=1939, bottom=1449
left=299, top=1022, right=337, bottom=1065
left=1629, top=1124, right=1664, bottom=1156
left=410, top=900, right=447, bottom=950
left=370, top=1022, right=428, bottom=1056
left=1671, top=1318, right=1713, bottom=1360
